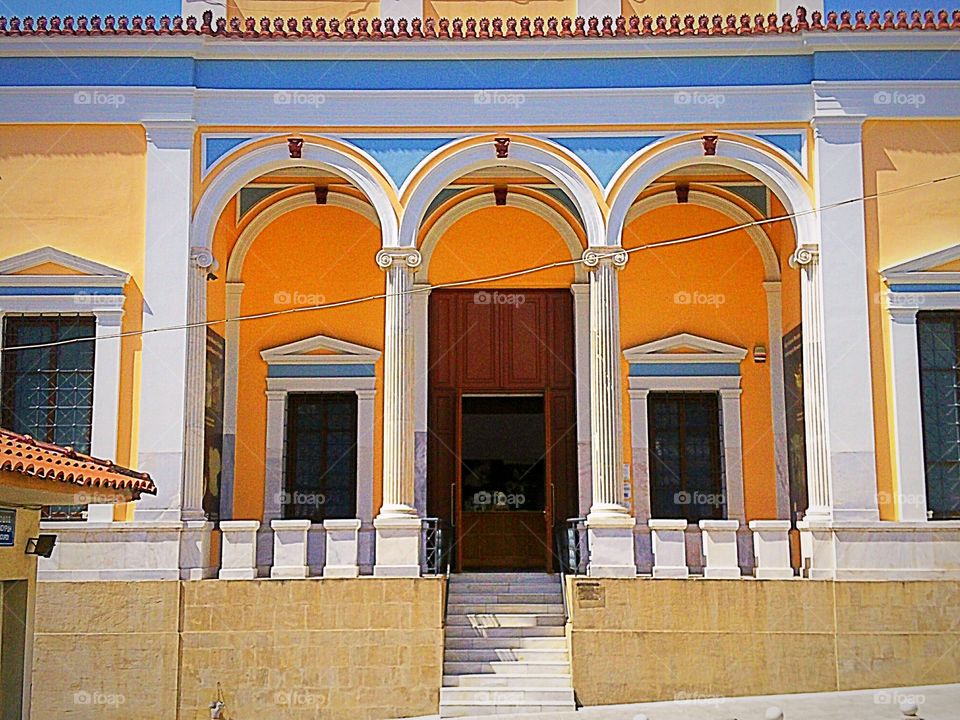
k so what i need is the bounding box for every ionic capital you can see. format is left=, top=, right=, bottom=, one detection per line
left=190, top=245, right=217, bottom=270
left=789, top=244, right=819, bottom=269
left=583, top=247, right=629, bottom=269
left=376, top=247, right=422, bottom=270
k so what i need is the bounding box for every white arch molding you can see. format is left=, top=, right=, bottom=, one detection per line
left=606, top=135, right=817, bottom=252
left=624, top=189, right=791, bottom=519
left=192, top=138, right=399, bottom=254
left=218, top=191, right=383, bottom=523
left=398, top=136, right=606, bottom=249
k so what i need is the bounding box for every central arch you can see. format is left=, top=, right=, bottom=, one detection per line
left=397, top=134, right=607, bottom=249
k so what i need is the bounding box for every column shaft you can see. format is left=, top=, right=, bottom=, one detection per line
left=182, top=247, right=214, bottom=521
left=377, top=249, right=420, bottom=515
left=793, top=246, right=832, bottom=518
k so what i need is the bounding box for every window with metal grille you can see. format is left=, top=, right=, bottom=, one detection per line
left=917, top=311, right=960, bottom=519
left=648, top=392, right=725, bottom=522
left=1, top=315, right=96, bottom=520
left=283, top=393, right=358, bottom=523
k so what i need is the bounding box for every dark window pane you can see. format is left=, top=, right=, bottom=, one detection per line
left=648, top=392, right=724, bottom=522
left=283, top=393, right=358, bottom=523
left=918, top=312, right=960, bottom=518
left=2, top=316, right=96, bottom=521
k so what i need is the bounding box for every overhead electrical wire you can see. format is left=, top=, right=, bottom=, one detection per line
left=4, top=170, right=960, bottom=354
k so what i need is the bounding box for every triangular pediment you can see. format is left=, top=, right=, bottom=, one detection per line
left=624, top=333, right=747, bottom=364
left=0, top=247, right=128, bottom=280
left=883, top=245, right=960, bottom=282
left=260, top=334, right=381, bottom=365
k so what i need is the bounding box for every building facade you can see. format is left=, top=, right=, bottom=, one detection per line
left=1, top=1, right=960, bottom=717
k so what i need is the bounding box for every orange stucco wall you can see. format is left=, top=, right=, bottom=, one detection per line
left=425, top=204, right=579, bottom=288
left=227, top=204, right=385, bottom=519
left=863, top=119, right=960, bottom=520
left=0, top=124, right=147, bottom=478
left=621, top=203, right=780, bottom=520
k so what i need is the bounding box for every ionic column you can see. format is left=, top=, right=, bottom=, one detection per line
left=791, top=245, right=832, bottom=521
left=182, top=246, right=215, bottom=523
left=583, top=247, right=637, bottom=577
left=374, top=247, right=422, bottom=577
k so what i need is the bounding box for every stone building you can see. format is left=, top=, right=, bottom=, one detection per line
left=0, top=0, right=959, bottom=717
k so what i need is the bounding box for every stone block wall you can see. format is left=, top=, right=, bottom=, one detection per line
left=31, top=577, right=444, bottom=720
left=567, top=578, right=960, bottom=706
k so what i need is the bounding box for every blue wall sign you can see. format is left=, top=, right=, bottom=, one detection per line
left=0, top=508, right=15, bottom=547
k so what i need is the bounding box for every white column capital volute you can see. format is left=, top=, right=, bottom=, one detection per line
left=789, top=244, right=820, bottom=269
left=582, top=247, right=628, bottom=269
left=377, top=247, right=422, bottom=270
left=190, top=245, right=217, bottom=271
left=265, top=389, right=287, bottom=401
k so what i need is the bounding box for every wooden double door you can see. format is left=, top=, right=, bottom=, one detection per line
left=427, top=289, right=578, bottom=571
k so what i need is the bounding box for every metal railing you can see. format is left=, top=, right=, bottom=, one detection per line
left=421, top=517, right=453, bottom=576
left=556, top=516, right=588, bottom=576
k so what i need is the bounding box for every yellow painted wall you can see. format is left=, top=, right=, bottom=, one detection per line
left=231, top=204, right=385, bottom=519
left=0, top=125, right=147, bottom=479
left=426, top=0, right=577, bottom=20
left=426, top=204, right=578, bottom=287
left=622, top=0, right=775, bottom=20
left=621, top=203, right=779, bottom=520
left=225, top=0, right=778, bottom=21
left=863, top=120, right=960, bottom=520
left=0, top=506, right=39, bottom=582
left=228, top=0, right=380, bottom=20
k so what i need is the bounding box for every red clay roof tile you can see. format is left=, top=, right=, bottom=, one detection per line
left=0, top=9, right=957, bottom=39
left=0, top=428, right=156, bottom=499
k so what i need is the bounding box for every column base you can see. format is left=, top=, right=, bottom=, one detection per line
left=373, top=514, right=421, bottom=577
left=586, top=510, right=637, bottom=578
left=324, top=518, right=362, bottom=578
left=180, top=519, right=214, bottom=580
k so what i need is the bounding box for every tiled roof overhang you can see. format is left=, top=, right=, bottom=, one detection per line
left=0, top=428, right=157, bottom=500
left=0, top=8, right=958, bottom=40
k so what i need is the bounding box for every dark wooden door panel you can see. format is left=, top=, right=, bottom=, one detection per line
left=460, top=511, right=548, bottom=570
left=501, top=294, right=544, bottom=388
left=461, top=296, right=499, bottom=388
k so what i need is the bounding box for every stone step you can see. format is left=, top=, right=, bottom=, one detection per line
left=439, top=700, right=576, bottom=717
left=445, top=613, right=565, bottom=628
left=443, top=660, right=572, bottom=675
left=444, top=625, right=566, bottom=638
left=449, top=573, right=557, bottom=582
left=442, top=673, right=572, bottom=688
left=444, top=636, right=567, bottom=651
left=446, top=592, right=563, bottom=604
left=447, top=603, right=565, bottom=615
left=444, top=648, right=569, bottom=663
left=440, top=687, right=575, bottom=704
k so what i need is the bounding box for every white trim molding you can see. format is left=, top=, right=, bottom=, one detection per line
left=0, top=248, right=128, bottom=524
left=260, top=333, right=379, bottom=572
left=881, top=247, right=960, bottom=522
left=625, top=333, right=748, bottom=527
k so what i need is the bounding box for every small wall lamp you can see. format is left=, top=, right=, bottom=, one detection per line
left=25, top=534, right=57, bottom=558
